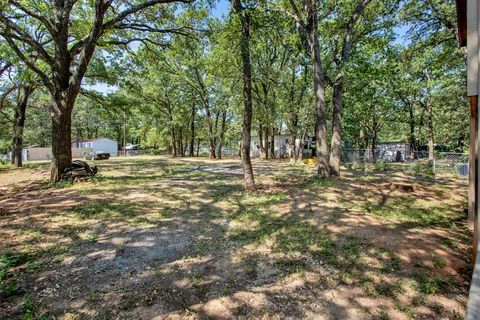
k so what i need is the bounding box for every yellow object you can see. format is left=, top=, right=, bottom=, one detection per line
left=304, top=157, right=316, bottom=164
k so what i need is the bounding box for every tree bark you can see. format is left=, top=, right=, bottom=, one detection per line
left=169, top=111, right=177, bottom=157
left=204, top=102, right=216, bottom=159
left=408, top=104, right=416, bottom=156
left=288, top=64, right=298, bottom=162
left=178, top=130, right=184, bottom=157
left=311, top=32, right=330, bottom=178
left=2, top=0, right=192, bottom=181
left=50, top=97, right=73, bottom=181
left=189, top=104, right=195, bottom=157
left=328, top=0, right=371, bottom=175
left=259, top=123, right=265, bottom=159
left=427, top=103, right=435, bottom=160
left=264, top=126, right=269, bottom=159
left=289, top=116, right=298, bottom=162
left=11, top=86, right=34, bottom=167
left=329, top=81, right=343, bottom=175
left=218, top=109, right=227, bottom=159
left=270, top=127, right=275, bottom=158
left=298, top=129, right=307, bottom=161
left=233, top=0, right=255, bottom=191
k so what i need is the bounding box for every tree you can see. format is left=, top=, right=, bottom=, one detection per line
left=232, top=0, right=256, bottom=191
left=327, top=0, right=376, bottom=175
left=0, top=0, right=192, bottom=180
left=0, top=61, right=39, bottom=167
left=284, top=0, right=330, bottom=177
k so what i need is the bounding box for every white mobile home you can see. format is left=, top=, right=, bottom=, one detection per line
left=250, top=134, right=312, bottom=158
left=72, top=138, right=118, bottom=156
left=20, top=147, right=92, bottom=161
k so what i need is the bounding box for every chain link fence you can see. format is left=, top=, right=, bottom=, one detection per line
left=341, top=149, right=469, bottom=176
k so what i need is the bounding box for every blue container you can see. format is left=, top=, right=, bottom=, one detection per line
left=456, top=163, right=469, bottom=177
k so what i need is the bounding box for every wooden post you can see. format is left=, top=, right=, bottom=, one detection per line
left=469, top=95, right=478, bottom=263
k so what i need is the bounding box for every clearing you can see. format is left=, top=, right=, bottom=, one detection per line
left=0, top=156, right=472, bottom=319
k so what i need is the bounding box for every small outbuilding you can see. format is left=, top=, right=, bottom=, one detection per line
left=72, top=138, right=118, bottom=156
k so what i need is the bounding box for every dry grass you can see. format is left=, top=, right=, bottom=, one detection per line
left=0, top=156, right=471, bottom=319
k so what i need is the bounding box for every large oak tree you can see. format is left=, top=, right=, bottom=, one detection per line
left=0, top=0, right=191, bottom=180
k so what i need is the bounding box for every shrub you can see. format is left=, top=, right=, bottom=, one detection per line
left=375, top=160, right=386, bottom=171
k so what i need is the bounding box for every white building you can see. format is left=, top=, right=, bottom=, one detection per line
left=72, top=138, right=118, bottom=156
left=250, top=134, right=312, bottom=158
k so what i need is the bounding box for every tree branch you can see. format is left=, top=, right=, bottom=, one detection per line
left=0, top=33, right=53, bottom=93
left=103, top=0, right=193, bottom=30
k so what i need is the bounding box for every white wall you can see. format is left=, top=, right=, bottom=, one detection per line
left=250, top=135, right=308, bottom=158
left=92, top=138, right=118, bottom=156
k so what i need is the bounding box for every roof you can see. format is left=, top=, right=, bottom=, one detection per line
left=376, top=142, right=408, bottom=144
left=73, top=138, right=117, bottom=143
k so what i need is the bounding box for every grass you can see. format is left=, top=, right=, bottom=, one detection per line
left=363, top=198, right=463, bottom=225
left=0, top=156, right=470, bottom=318
left=416, top=274, right=451, bottom=295
left=72, top=200, right=138, bottom=219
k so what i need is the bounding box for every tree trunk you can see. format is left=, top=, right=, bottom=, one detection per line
left=270, top=127, right=275, bottom=158
left=233, top=0, right=255, bottom=191
left=178, top=130, right=184, bottom=157
left=213, top=111, right=220, bottom=153
left=50, top=97, right=73, bottom=181
left=259, top=124, right=265, bottom=159
left=298, top=129, right=307, bottom=161
left=329, top=81, right=343, bottom=175
left=184, top=130, right=188, bottom=156
left=427, top=103, right=435, bottom=160
left=189, top=104, right=195, bottom=157
left=371, top=132, right=377, bottom=163
left=289, top=118, right=298, bottom=163
left=288, top=64, right=298, bottom=163
left=359, top=128, right=366, bottom=149
left=12, top=86, right=34, bottom=167
left=218, top=109, right=227, bottom=160
left=168, top=106, right=177, bottom=157
left=204, top=102, right=216, bottom=159
left=409, top=105, right=416, bottom=156
left=264, top=126, right=269, bottom=159
left=196, top=138, right=200, bottom=157
left=311, top=30, right=330, bottom=178
left=171, top=126, right=177, bottom=157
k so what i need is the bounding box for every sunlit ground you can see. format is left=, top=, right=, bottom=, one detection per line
left=0, top=156, right=471, bottom=319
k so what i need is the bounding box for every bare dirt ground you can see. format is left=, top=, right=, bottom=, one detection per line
left=0, top=156, right=471, bottom=319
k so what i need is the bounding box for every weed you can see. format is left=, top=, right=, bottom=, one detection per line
left=376, top=309, right=390, bottom=320
left=375, top=160, right=386, bottom=171
left=441, top=237, right=458, bottom=250
left=374, top=280, right=401, bottom=298
left=340, top=272, right=354, bottom=284
left=416, top=274, right=448, bottom=295
left=363, top=198, right=461, bottom=225
left=0, top=251, right=30, bottom=282
left=119, top=294, right=138, bottom=311
left=2, top=282, right=21, bottom=297
left=301, top=177, right=336, bottom=188
left=395, top=302, right=414, bottom=318
left=412, top=294, right=427, bottom=306
left=431, top=254, right=446, bottom=269
left=72, top=201, right=137, bottom=219
left=274, top=257, right=308, bottom=276
left=23, top=294, right=47, bottom=320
